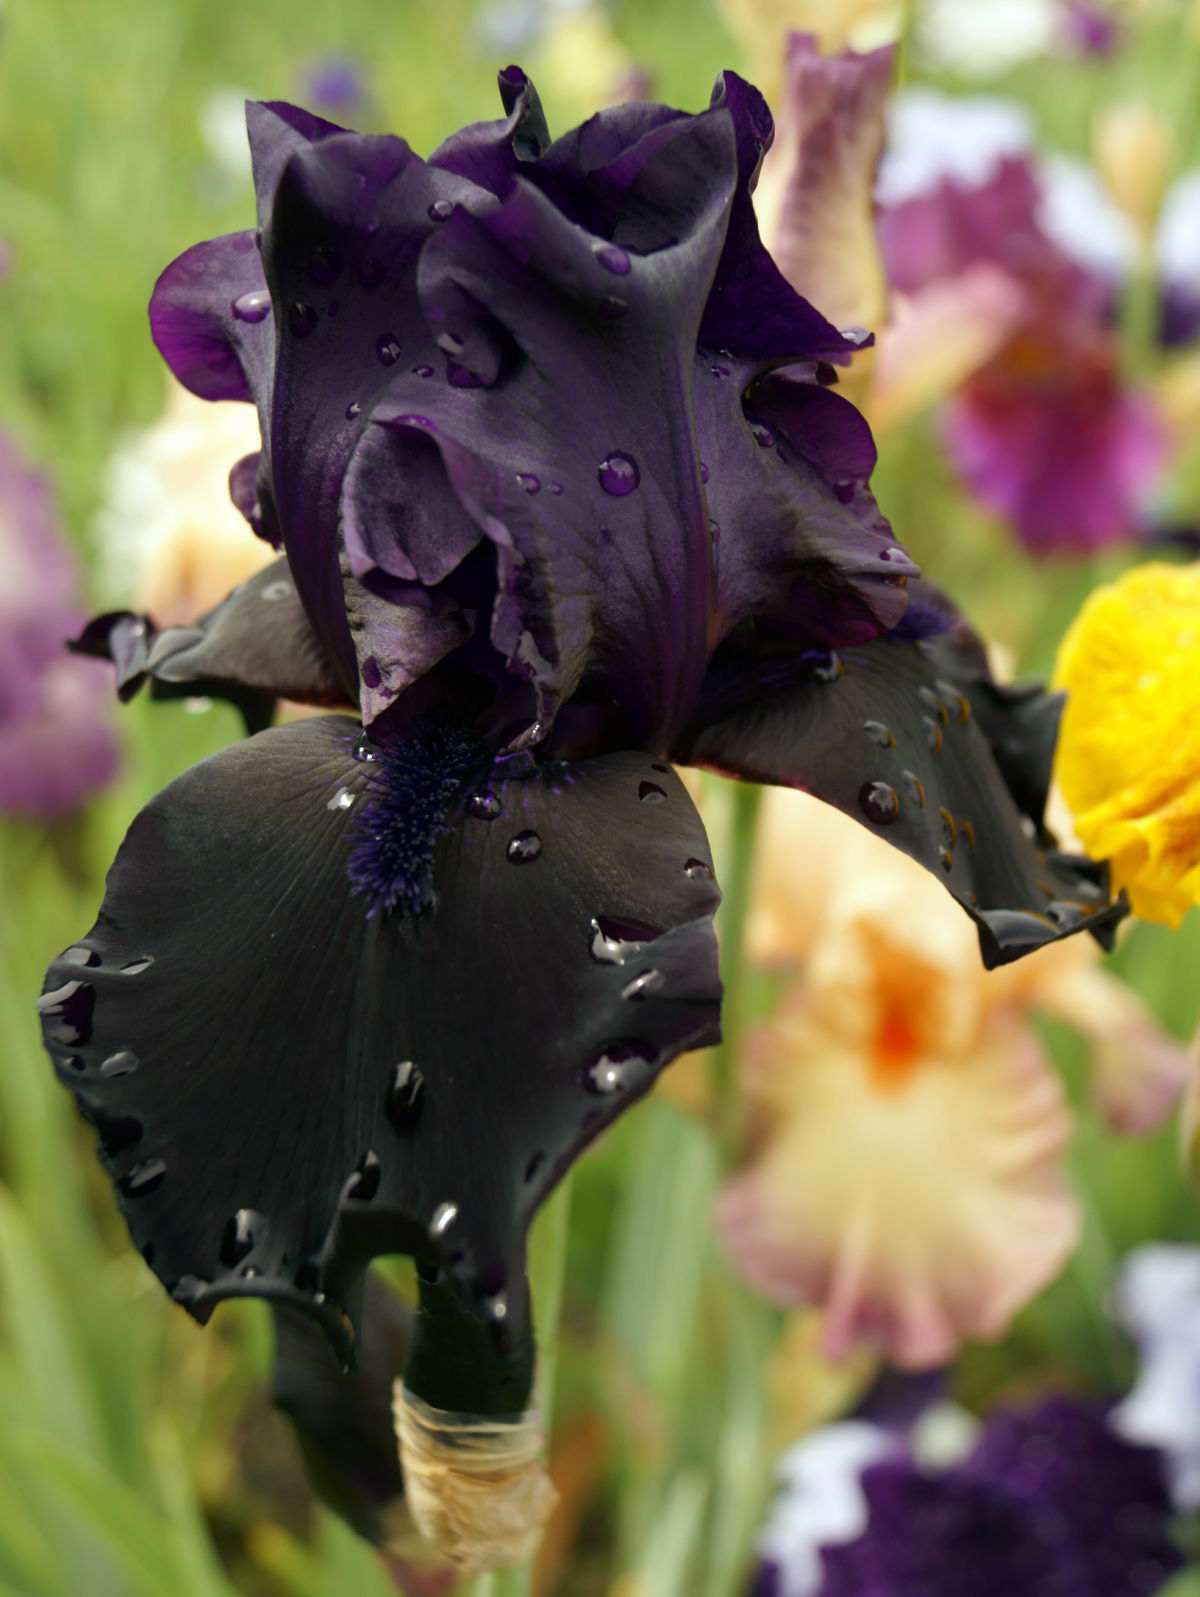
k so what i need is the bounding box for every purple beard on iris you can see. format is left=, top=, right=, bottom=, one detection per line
left=47, top=66, right=1124, bottom=1526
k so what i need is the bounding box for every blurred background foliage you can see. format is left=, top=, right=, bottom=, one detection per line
left=4, top=0, right=1200, bottom=1593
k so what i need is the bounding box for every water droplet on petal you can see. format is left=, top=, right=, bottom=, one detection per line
left=220, top=1208, right=257, bottom=1266
left=386, top=1061, right=425, bottom=1132
left=922, top=716, right=944, bottom=753
left=62, top=945, right=100, bottom=968
left=327, top=786, right=355, bottom=812
left=959, top=818, right=977, bottom=849
left=346, top=1150, right=382, bottom=1202
left=484, top=1291, right=508, bottom=1322
left=598, top=451, right=639, bottom=496
left=346, top=400, right=362, bottom=419
left=584, top=1040, right=656, bottom=1095
left=710, top=362, right=731, bottom=379
left=918, top=686, right=949, bottom=726
left=261, top=579, right=291, bottom=601
left=685, top=857, right=713, bottom=880
left=507, top=830, right=542, bottom=863
left=589, top=915, right=661, bottom=964
left=354, top=735, right=379, bottom=764
left=595, top=244, right=631, bottom=275
left=934, top=679, right=972, bottom=723
left=638, top=780, right=667, bottom=804
left=750, top=420, right=776, bottom=448
left=858, top=780, right=901, bottom=825
left=621, top=969, right=665, bottom=1000
left=803, top=649, right=843, bottom=683
left=412, top=363, right=434, bottom=378
left=516, top=472, right=540, bottom=494
left=468, top=790, right=502, bottom=820
left=599, top=295, right=628, bottom=319
left=428, top=198, right=454, bottom=222
left=429, top=1201, right=459, bottom=1238
left=376, top=335, right=402, bottom=366
left=288, top=301, right=318, bottom=337
left=361, top=656, right=383, bottom=689
left=232, top=289, right=272, bottom=323
left=100, top=1049, right=139, bottom=1078
left=938, top=808, right=957, bottom=850
left=548, top=481, right=563, bottom=495
left=901, top=771, right=925, bottom=808
left=38, top=980, right=96, bottom=1046
left=121, top=1158, right=167, bottom=1197
left=939, top=846, right=955, bottom=873
left=863, top=720, right=895, bottom=748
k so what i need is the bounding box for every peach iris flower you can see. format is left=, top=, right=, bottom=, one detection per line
left=716, top=787, right=1188, bottom=1368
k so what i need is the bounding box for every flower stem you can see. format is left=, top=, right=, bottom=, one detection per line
left=709, top=781, right=763, bottom=1154
left=461, top=1172, right=573, bottom=1597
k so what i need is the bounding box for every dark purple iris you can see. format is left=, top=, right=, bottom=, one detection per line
left=47, top=68, right=1123, bottom=1492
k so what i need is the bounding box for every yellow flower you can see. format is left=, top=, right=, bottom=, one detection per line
left=1054, top=562, right=1200, bottom=926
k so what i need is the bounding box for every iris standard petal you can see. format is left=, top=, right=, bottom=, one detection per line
left=149, top=231, right=274, bottom=405
left=38, top=717, right=720, bottom=1411
left=678, top=633, right=1124, bottom=966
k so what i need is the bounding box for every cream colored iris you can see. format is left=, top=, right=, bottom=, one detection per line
left=1054, top=562, right=1200, bottom=926
left=716, top=789, right=1187, bottom=1368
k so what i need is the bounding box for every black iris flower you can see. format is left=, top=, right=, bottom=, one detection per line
left=42, top=68, right=1121, bottom=1453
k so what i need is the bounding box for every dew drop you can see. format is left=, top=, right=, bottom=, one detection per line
left=353, top=735, right=379, bottom=764
left=750, top=420, right=776, bottom=448
left=376, top=334, right=402, bottom=366
left=516, top=472, right=541, bottom=494
left=638, top=780, right=667, bottom=804
left=918, top=686, right=949, bottom=726
left=863, top=719, right=895, bottom=748
left=935, top=679, right=972, bottom=723
left=484, top=1291, right=508, bottom=1323
left=121, top=1158, right=167, bottom=1197
left=595, top=244, right=631, bottom=275
left=100, top=1048, right=139, bottom=1078
left=231, top=288, right=271, bottom=323
left=220, top=1208, right=257, bottom=1267
left=938, top=808, right=957, bottom=849
left=879, top=546, right=905, bottom=562
left=361, top=656, right=383, bottom=689
left=598, top=451, right=640, bottom=496
left=507, top=830, right=543, bottom=863
left=446, top=360, right=483, bottom=388
left=685, top=857, right=713, bottom=880
left=346, top=1150, right=382, bottom=1202
left=288, top=301, right=318, bottom=337
left=412, top=362, right=434, bottom=378
left=621, top=969, right=665, bottom=1000
left=261, top=579, right=292, bottom=601
left=468, top=789, right=502, bottom=820
left=939, top=846, right=955, bottom=873
left=599, top=294, right=628, bottom=319
left=308, top=244, right=342, bottom=285
left=803, top=649, right=843, bottom=684
left=37, top=980, right=96, bottom=1046
left=589, top=915, right=661, bottom=965
left=393, top=412, right=434, bottom=428
left=386, top=1060, right=425, bottom=1132
left=62, top=945, right=100, bottom=968
left=858, top=780, right=901, bottom=825
left=428, top=198, right=454, bottom=222
left=901, top=770, right=925, bottom=808
left=429, top=1201, right=459, bottom=1238
left=548, top=481, right=563, bottom=495
left=922, top=716, right=944, bottom=753
left=584, top=1040, right=656, bottom=1095
left=710, top=362, right=731, bottom=379
left=959, top=818, right=977, bottom=849
left=327, top=786, right=356, bottom=812
left=345, top=400, right=361, bottom=419
left=65, top=1055, right=85, bottom=1072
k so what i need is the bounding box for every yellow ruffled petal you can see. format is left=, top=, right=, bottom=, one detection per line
left=1053, top=562, right=1200, bottom=926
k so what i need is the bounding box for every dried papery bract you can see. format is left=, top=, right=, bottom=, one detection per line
left=393, top=1384, right=558, bottom=1573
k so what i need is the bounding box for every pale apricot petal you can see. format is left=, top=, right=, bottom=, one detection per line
left=866, top=267, right=1027, bottom=435
left=756, top=35, right=893, bottom=340
left=717, top=993, right=1079, bottom=1368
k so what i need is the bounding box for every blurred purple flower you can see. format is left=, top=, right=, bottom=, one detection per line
left=755, top=1398, right=1183, bottom=1597
left=301, top=54, right=368, bottom=120
left=1059, top=0, right=1120, bottom=57
left=1113, top=1244, right=1200, bottom=1510
left=880, top=145, right=1167, bottom=555
left=0, top=435, right=119, bottom=817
